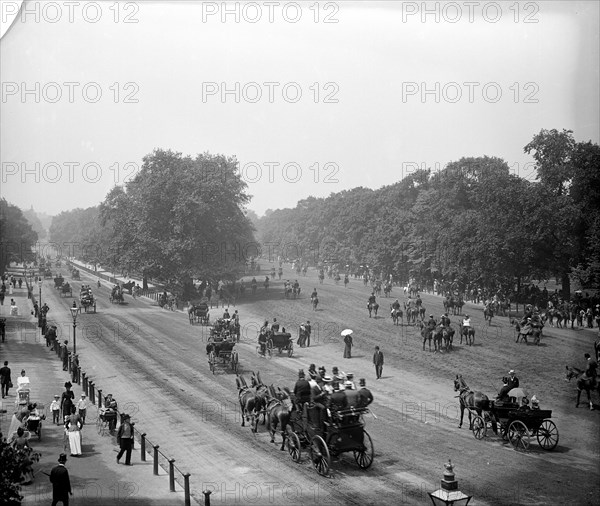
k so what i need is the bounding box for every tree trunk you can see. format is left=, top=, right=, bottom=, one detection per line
left=561, top=271, right=571, bottom=300
left=142, top=272, right=148, bottom=291
left=516, top=276, right=521, bottom=314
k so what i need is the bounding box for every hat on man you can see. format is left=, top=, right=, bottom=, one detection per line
left=298, top=369, right=305, bottom=378
left=359, top=378, right=366, bottom=387
left=332, top=367, right=339, bottom=374
left=322, top=375, right=332, bottom=382
left=54, top=394, right=60, bottom=398
left=58, top=453, right=67, bottom=463
left=81, top=393, right=86, bottom=397
left=344, top=381, right=353, bottom=389
left=509, top=370, right=515, bottom=375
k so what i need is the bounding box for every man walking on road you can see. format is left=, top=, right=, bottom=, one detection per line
left=0, top=360, right=11, bottom=397
left=50, top=453, right=72, bottom=506
left=373, top=346, right=384, bottom=379
left=117, top=414, right=134, bottom=465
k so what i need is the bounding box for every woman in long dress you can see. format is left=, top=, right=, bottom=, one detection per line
left=65, top=406, right=82, bottom=456
left=8, top=402, right=29, bottom=436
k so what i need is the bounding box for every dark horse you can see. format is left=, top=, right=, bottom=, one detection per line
left=367, top=302, right=379, bottom=318
left=236, top=373, right=264, bottom=432
left=453, top=375, right=495, bottom=431
left=565, top=366, right=599, bottom=410
left=459, top=324, right=475, bottom=346
left=265, top=385, right=293, bottom=450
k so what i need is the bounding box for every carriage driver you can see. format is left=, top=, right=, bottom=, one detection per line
left=426, top=315, right=437, bottom=331
left=293, top=370, right=311, bottom=409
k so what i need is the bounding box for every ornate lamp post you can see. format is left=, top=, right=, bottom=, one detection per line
left=70, top=305, right=80, bottom=354
left=37, top=278, right=43, bottom=327
left=428, top=459, right=472, bottom=506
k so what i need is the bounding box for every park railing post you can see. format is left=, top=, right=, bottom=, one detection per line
left=97, top=389, right=103, bottom=408
left=169, top=459, right=176, bottom=492
left=89, top=382, right=95, bottom=404
left=153, top=445, right=160, bottom=475
left=82, top=373, right=87, bottom=395
left=140, top=433, right=146, bottom=461
left=203, top=489, right=211, bottom=506
left=184, top=474, right=192, bottom=506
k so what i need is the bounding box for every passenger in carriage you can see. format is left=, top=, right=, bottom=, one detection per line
left=271, top=318, right=280, bottom=333
left=293, top=370, right=311, bottom=408
left=223, top=309, right=230, bottom=320
left=309, top=374, right=330, bottom=434
left=308, top=363, right=318, bottom=380
left=356, top=378, right=373, bottom=408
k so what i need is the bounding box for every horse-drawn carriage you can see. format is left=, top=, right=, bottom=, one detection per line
left=286, top=401, right=374, bottom=476
left=109, top=286, right=124, bottom=304
left=513, top=317, right=544, bottom=345
left=469, top=401, right=558, bottom=452
left=71, top=268, right=80, bottom=280
left=60, top=282, right=72, bottom=298
left=257, top=331, right=294, bottom=358
left=54, top=276, right=65, bottom=289
left=188, top=301, right=210, bottom=325
left=43, top=269, right=53, bottom=279
left=454, top=375, right=558, bottom=452
left=206, top=320, right=239, bottom=374
left=80, top=286, right=96, bottom=313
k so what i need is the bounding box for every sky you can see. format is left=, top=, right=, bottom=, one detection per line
left=1, top=1, right=598, bottom=218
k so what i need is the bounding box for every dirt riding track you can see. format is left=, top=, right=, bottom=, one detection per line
left=42, top=265, right=599, bottom=506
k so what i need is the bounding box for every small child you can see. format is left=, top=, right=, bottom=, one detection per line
left=76, top=393, right=88, bottom=424
left=50, top=394, right=61, bottom=425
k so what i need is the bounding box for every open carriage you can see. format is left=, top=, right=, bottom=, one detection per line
left=60, top=282, right=72, bottom=298
left=206, top=335, right=239, bottom=374
left=71, top=268, right=80, bottom=280
left=80, top=286, right=96, bottom=313
left=189, top=302, right=210, bottom=325
left=54, top=276, right=65, bottom=289
left=109, top=286, right=125, bottom=304
left=469, top=400, right=558, bottom=452
left=287, top=403, right=374, bottom=476
left=257, top=331, right=294, bottom=358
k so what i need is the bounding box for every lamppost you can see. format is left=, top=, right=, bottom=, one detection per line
left=428, top=459, right=472, bottom=506
left=38, top=278, right=43, bottom=328
left=70, top=305, right=80, bottom=355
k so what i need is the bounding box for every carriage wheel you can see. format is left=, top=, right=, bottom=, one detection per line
left=536, top=420, right=559, bottom=450
left=287, top=431, right=302, bottom=463
left=309, top=435, right=330, bottom=477
left=354, top=430, right=374, bottom=469
left=508, top=420, right=530, bottom=451
left=287, top=343, right=294, bottom=357
left=471, top=416, right=486, bottom=440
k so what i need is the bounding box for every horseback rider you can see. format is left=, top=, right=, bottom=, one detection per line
left=462, top=315, right=471, bottom=328
left=391, top=299, right=401, bottom=311
left=222, top=308, right=230, bottom=320
left=368, top=293, right=377, bottom=305
left=415, top=294, right=422, bottom=307
left=584, top=353, right=598, bottom=381
left=426, top=315, right=437, bottom=331
left=440, top=313, right=450, bottom=327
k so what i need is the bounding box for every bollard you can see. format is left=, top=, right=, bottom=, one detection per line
left=169, top=459, right=176, bottom=492
left=140, top=433, right=146, bottom=461
left=203, top=489, right=211, bottom=506
left=184, top=474, right=192, bottom=506
left=97, top=389, right=103, bottom=409
left=82, top=373, right=87, bottom=395
left=89, top=382, right=95, bottom=404
left=153, top=445, right=160, bottom=475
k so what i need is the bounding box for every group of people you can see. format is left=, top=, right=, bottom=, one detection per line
left=292, top=365, right=374, bottom=433
left=495, top=369, right=543, bottom=410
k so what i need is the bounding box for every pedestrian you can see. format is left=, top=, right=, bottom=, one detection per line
left=76, top=393, right=88, bottom=424
left=0, top=317, right=5, bottom=342
left=50, top=453, right=72, bottom=506
left=51, top=394, right=61, bottom=425
left=61, top=341, right=69, bottom=371
left=45, top=324, right=57, bottom=348
left=0, top=360, right=11, bottom=398
left=304, top=320, right=311, bottom=347
left=373, top=346, right=384, bottom=379
left=357, top=378, right=374, bottom=407
left=65, top=406, right=82, bottom=456
left=61, top=382, right=74, bottom=422
left=116, top=414, right=134, bottom=465
left=18, top=278, right=22, bottom=288
left=343, top=330, right=353, bottom=358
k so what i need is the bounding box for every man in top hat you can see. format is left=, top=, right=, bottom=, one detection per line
left=373, top=346, right=384, bottom=379
left=357, top=378, right=373, bottom=408
left=50, top=453, right=72, bottom=505
left=507, top=370, right=519, bottom=390
left=293, top=369, right=311, bottom=407
left=116, top=414, right=134, bottom=465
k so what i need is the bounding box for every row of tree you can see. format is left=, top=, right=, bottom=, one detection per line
left=0, top=199, right=38, bottom=271
left=49, top=149, right=255, bottom=295
left=255, top=129, right=600, bottom=297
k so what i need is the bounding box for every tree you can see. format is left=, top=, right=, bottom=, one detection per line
left=0, top=199, right=38, bottom=270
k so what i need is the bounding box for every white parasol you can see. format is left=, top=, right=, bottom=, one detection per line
left=341, top=329, right=353, bottom=336
left=508, top=387, right=527, bottom=400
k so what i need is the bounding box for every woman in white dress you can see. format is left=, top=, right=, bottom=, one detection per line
left=65, top=406, right=82, bottom=456
left=10, top=298, right=18, bottom=316
left=16, top=369, right=30, bottom=391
